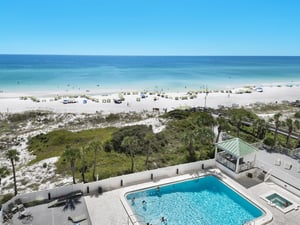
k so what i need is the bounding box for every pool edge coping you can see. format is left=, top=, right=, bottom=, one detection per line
left=119, top=169, right=273, bottom=225
left=260, top=190, right=300, bottom=214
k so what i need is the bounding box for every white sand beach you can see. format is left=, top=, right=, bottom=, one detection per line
left=0, top=85, right=299, bottom=114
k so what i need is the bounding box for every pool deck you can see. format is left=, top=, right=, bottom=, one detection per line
left=248, top=182, right=300, bottom=225
left=7, top=196, right=92, bottom=225
left=84, top=169, right=300, bottom=225
left=85, top=174, right=194, bottom=225
left=6, top=169, right=299, bottom=225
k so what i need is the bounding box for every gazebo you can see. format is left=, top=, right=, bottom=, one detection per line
left=215, top=138, right=257, bottom=174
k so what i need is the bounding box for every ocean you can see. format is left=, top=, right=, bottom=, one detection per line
left=0, top=55, right=300, bottom=93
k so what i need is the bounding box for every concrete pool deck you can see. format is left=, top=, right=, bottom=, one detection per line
left=85, top=174, right=193, bottom=225
left=84, top=169, right=300, bottom=225
left=248, top=182, right=300, bottom=225
left=7, top=196, right=92, bottom=225
left=6, top=169, right=300, bottom=225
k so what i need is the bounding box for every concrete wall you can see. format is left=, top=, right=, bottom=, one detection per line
left=2, top=159, right=215, bottom=211
left=255, top=159, right=300, bottom=197
left=83, top=159, right=215, bottom=194
left=269, top=176, right=300, bottom=197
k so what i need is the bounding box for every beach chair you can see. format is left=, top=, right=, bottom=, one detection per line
left=68, top=220, right=89, bottom=225
left=48, top=199, right=58, bottom=208
left=17, top=203, right=25, bottom=212
left=68, top=214, right=87, bottom=223
left=274, top=158, right=281, bottom=166
left=284, top=161, right=292, bottom=170
left=47, top=199, right=66, bottom=208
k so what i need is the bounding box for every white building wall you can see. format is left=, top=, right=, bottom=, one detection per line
left=2, top=159, right=215, bottom=210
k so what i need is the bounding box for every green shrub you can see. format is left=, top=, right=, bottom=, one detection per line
left=164, top=109, right=190, bottom=120
left=295, top=111, right=300, bottom=118
left=7, top=111, right=50, bottom=123
left=104, top=141, right=113, bottom=152
left=264, top=137, right=274, bottom=146
left=0, top=193, right=14, bottom=205
left=24, top=199, right=48, bottom=207
left=0, top=166, right=10, bottom=179
left=105, top=113, right=120, bottom=122
left=110, top=125, right=152, bottom=154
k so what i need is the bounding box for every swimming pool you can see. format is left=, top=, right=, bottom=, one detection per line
left=267, top=193, right=292, bottom=208
left=260, top=191, right=298, bottom=213
left=125, top=175, right=263, bottom=225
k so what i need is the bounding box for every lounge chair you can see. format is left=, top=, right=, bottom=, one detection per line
left=17, top=204, right=25, bottom=212
left=284, top=161, right=292, bottom=170
left=68, top=220, right=89, bottom=225
left=47, top=199, right=66, bottom=208
left=274, top=159, right=281, bottom=166
left=48, top=199, right=58, bottom=208
left=68, top=214, right=87, bottom=223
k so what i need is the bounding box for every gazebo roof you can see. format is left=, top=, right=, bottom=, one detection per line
left=216, top=138, right=257, bottom=158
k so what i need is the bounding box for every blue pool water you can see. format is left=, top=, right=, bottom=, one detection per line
left=266, top=193, right=292, bottom=209
left=126, top=176, right=263, bottom=225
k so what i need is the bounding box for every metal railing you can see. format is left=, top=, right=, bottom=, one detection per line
left=216, top=154, right=236, bottom=171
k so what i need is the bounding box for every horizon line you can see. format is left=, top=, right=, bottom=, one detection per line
left=0, top=53, right=300, bottom=57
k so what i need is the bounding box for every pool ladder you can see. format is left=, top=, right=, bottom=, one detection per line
left=127, top=213, right=145, bottom=225
left=264, top=167, right=273, bottom=182
left=243, top=220, right=255, bottom=225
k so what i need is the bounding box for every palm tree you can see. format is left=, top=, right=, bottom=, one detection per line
left=231, top=113, right=244, bottom=137
left=144, top=133, right=156, bottom=170
left=294, top=119, right=300, bottom=147
left=6, top=149, right=20, bottom=195
left=252, top=118, right=267, bottom=139
left=182, top=129, right=197, bottom=161
left=88, top=141, right=103, bottom=181
left=230, top=108, right=257, bottom=138
left=285, top=118, right=293, bottom=147
left=194, top=112, right=215, bottom=129
left=215, top=116, right=229, bottom=143
left=63, top=146, right=80, bottom=184
left=272, top=113, right=282, bottom=147
left=121, top=136, right=138, bottom=173
left=197, top=126, right=214, bottom=159
left=79, top=146, right=88, bottom=183
left=252, top=118, right=258, bottom=136
left=256, top=118, right=268, bottom=139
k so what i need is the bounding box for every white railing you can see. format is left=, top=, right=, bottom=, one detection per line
left=255, top=159, right=300, bottom=196
left=238, top=161, right=254, bottom=172
left=2, top=159, right=215, bottom=211
left=216, top=154, right=236, bottom=171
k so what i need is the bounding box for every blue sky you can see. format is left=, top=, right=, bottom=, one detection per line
left=0, top=0, right=299, bottom=55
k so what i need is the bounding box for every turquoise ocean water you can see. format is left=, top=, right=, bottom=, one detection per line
left=0, top=55, right=300, bottom=93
